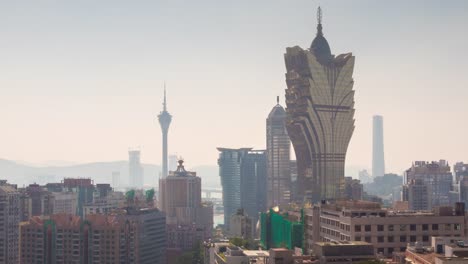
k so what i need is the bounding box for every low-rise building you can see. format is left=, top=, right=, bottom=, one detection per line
left=313, top=241, right=376, bottom=264
left=229, top=208, right=253, bottom=239
left=304, top=200, right=466, bottom=257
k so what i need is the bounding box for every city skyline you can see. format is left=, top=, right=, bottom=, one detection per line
left=1, top=1, right=468, bottom=174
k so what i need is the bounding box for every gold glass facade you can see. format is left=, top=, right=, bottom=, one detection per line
left=284, top=9, right=355, bottom=202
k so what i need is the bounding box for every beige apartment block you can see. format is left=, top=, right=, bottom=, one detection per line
left=305, top=200, right=465, bottom=257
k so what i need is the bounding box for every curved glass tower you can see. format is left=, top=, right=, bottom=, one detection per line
left=284, top=7, right=356, bottom=203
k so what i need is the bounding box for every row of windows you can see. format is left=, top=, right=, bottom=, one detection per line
left=354, top=223, right=460, bottom=232
left=355, top=235, right=430, bottom=243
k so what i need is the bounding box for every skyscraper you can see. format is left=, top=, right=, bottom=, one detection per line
left=158, top=87, right=172, bottom=178
left=404, top=160, right=453, bottom=207
left=240, top=150, right=267, bottom=228
left=217, top=148, right=249, bottom=229
left=372, top=115, right=385, bottom=178
left=284, top=7, right=356, bottom=203
left=129, top=150, right=144, bottom=188
left=266, top=97, right=291, bottom=208
left=0, top=181, right=20, bottom=264
left=217, top=148, right=267, bottom=230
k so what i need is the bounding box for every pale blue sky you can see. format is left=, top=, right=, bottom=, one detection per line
left=1, top=0, right=467, bottom=174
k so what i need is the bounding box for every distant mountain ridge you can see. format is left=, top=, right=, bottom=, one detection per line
left=0, top=159, right=221, bottom=189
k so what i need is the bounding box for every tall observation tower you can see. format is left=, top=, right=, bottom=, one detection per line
left=158, top=86, right=172, bottom=178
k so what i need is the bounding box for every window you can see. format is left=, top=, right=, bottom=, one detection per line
left=388, top=236, right=394, bottom=242
left=445, top=224, right=451, bottom=231
left=423, top=235, right=429, bottom=242
left=365, top=225, right=371, bottom=232
left=455, top=224, right=461, bottom=231
left=400, top=225, right=407, bottom=231
left=365, top=236, right=371, bottom=243
left=377, top=225, right=384, bottom=232
left=378, top=248, right=385, bottom=254
left=400, top=236, right=407, bottom=242
left=422, top=224, right=428, bottom=231
left=410, top=236, right=417, bottom=242
left=432, top=224, right=438, bottom=230
left=355, top=236, right=361, bottom=241
left=378, top=236, right=384, bottom=243
left=388, top=225, right=394, bottom=231
left=355, top=225, right=361, bottom=232
left=388, top=248, right=394, bottom=254
left=400, top=247, right=406, bottom=252
left=410, top=224, right=416, bottom=231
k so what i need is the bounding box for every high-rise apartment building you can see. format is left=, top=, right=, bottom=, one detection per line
left=266, top=97, right=291, bottom=208
left=404, top=160, right=453, bottom=208
left=454, top=162, right=468, bottom=183
left=0, top=181, right=20, bottom=264
left=403, top=179, right=432, bottom=210
left=158, top=87, right=172, bottom=178
left=284, top=7, right=355, bottom=203
left=372, top=115, right=385, bottom=178
left=218, top=148, right=267, bottom=230
left=20, top=208, right=166, bottom=264
left=129, top=150, right=144, bottom=188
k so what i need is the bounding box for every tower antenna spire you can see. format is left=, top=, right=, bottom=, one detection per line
left=316, top=6, right=323, bottom=36
left=277, top=96, right=279, bottom=105
left=163, top=82, right=167, bottom=111
left=317, top=6, right=322, bottom=25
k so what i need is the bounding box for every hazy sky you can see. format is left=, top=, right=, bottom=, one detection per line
left=1, top=0, right=467, bottom=174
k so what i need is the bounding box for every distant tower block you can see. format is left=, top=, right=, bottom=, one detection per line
left=158, top=84, right=172, bottom=178
left=372, top=115, right=385, bottom=178
left=112, top=171, right=120, bottom=189
left=128, top=150, right=143, bottom=188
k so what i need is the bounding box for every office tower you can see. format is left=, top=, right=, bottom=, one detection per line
left=266, top=96, right=291, bottom=208
left=217, top=148, right=249, bottom=229
left=0, top=181, right=20, bottom=264
left=404, top=160, right=453, bottom=207
left=159, top=160, right=201, bottom=225
left=454, top=162, right=468, bottom=183
left=229, top=209, right=253, bottom=239
left=218, top=148, right=267, bottom=230
left=241, top=150, right=267, bottom=228
left=372, top=115, right=385, bottom=178
left=284, top=7, right=355, bottom=203
left=158, top=87, right=172, bottom=178
left=112, top=171, right=120, bottom=189
left=20, top=208, right=166, bottom=264
left=159, top=160, right=213, bottom=251
left=129, top=150, right=144, bottom=188
left=403, top=179, right=432, bottom=210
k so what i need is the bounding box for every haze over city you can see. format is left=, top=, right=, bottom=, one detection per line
left=1, top=0, right=467, bottom=174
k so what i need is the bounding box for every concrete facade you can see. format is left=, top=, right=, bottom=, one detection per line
left=304, top=200, right=465, bottom=257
